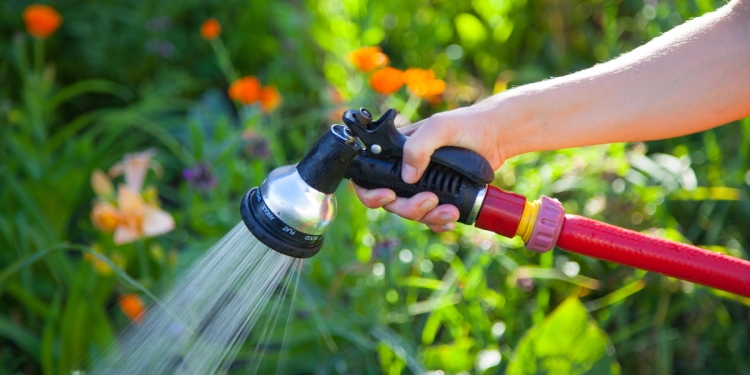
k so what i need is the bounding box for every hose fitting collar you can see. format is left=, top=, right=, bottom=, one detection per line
left=525, top=196, right=565, bottom=253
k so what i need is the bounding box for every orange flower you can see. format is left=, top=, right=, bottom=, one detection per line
left=23, top=4, right=62, bottom=39
left=369, top=67, right=404, bottom=95
left=349, top=47, right=389, bottom=72
left=200, top=18, right=221, bottom=40
left=402, top=68, right=435, bottom=87
left=259, top=86, right=282, bottom=113
left=403, top=68, right=445, bottom=99
left=228, top=76, right=261, bottom=105
left=91, top=202, right=120, bottom=233
left=119, top=294, right=145, bottom=324
left=409, top=79, right=446, bottom=99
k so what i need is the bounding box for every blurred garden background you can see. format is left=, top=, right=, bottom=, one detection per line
left=1, top=0, right=749, bottom=374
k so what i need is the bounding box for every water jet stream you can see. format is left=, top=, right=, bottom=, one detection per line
left=91, top=223, right=302, bottom=375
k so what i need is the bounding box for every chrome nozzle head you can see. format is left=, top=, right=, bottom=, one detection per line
left=240, top=124, right=361, bottom=258
left=240, top=166, right=336, bottom=258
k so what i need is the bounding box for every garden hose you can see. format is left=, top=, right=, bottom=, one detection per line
left=241, top=108, right=750, bottom=298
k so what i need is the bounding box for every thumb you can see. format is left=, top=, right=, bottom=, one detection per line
left=401, top=115, right=456, bottom=184
left=397, top=118, right=424, bottom=136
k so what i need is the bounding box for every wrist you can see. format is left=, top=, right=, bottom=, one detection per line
left=484, top=89, right=540, bottom=163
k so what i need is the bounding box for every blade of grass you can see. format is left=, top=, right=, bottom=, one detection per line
left=41, top=292, right=62, bottom=375
left=0, top=315, right=41, bottom=362
left=585, top=278, right=646, bottom=311
left=48, top=79, right=134, bottom=109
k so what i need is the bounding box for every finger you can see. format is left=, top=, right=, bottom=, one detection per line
left=427, top=222, right=456, bottom=233
left=382, top=191, right=439, bottom=222
left=419, top=204, right=460, bottom=226
left=401, top=116, right=455, bottom=184
left=353, top=184, right=396, bottom=209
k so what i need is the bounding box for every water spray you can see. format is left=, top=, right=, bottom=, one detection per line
left=241, top=108, right=750, bottom=298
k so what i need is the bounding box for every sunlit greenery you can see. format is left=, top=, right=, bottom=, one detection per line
left=1, top=0, right=748, bottom=374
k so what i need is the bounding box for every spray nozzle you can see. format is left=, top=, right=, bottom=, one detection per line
left=241, top=108, right=494, bottom=258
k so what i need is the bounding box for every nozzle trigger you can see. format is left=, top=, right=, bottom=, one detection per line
left=342, top=108, right=494, bottom=185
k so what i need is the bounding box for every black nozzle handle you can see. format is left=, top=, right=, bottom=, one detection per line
left=342, top=109, right=495, bottom=185
left=344, top=155, right=486, bottom=223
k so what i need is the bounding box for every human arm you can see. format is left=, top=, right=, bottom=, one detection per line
left=356, top=0, right=750, bottom=231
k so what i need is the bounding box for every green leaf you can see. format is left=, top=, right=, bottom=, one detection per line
left=0, top=315, right=41, bottom=362
left=41, top=292, right=62, bottom=375
left=48, top=79, right=134, bottom=109
left=454, top=13, right=487, bottom=48
left=508, top=297, right=619, bottom=375
left=423, top=337, right=475, bottom=373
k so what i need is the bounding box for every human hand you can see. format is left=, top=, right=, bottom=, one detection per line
left=353, top=103, right=508, bottom=232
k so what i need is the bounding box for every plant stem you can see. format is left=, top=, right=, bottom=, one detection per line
left=400, top=94, right=421, bottom=122
left=137, top=241, right=151, bottom=281
left=210, top=38, right=239, bottom=83
left=34, top=38, right=43, bottom=75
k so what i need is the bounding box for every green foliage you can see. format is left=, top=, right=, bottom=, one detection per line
left=508, top=298, right=618, bottom=375
left=1, top=0, right=750, bottom=374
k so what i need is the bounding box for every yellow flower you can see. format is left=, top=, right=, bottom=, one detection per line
left=200, top=18, right=221, bottom=40
left=228, top=76, right=262, bottom=105
left=83, top=244, right=111, bottom=276
left=91, top=202, right=119, bottom=233
left=142, top=185, right=159, bottom=205
left=23, top=4, right=62, bottom=39
left=119, top=294, right=146, bottom=324
left=369, top=67, right=404, bottom=95
left=113, top=185, right=174, bottom=245
left=83, top=244, right=126, bottom=276
left=259, top=86, right=282, bottom=113
left=349, top=47, right=389, bottom=72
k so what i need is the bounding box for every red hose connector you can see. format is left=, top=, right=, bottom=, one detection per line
left=474, top=185, right=526, bottom=238
left=557, top=214, right=750, bottom=298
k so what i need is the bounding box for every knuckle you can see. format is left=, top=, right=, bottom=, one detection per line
left=428, top=113, right=455, bottom=130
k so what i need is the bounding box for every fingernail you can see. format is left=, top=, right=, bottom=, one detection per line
left=420, top=199, right=438, bottom=211
left=402, top=164, right=418, bottom=183
left=440, top=222, right=456, bottom=231
left=378, top=196, right=394, bottom=205
left=440, top=212, right=454, bottom=222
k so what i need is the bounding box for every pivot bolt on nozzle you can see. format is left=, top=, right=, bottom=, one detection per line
left=355, top=108, right=373, bottom=127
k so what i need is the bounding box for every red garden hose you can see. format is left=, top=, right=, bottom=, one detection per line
left=474, top=186, right=750, bottom=298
